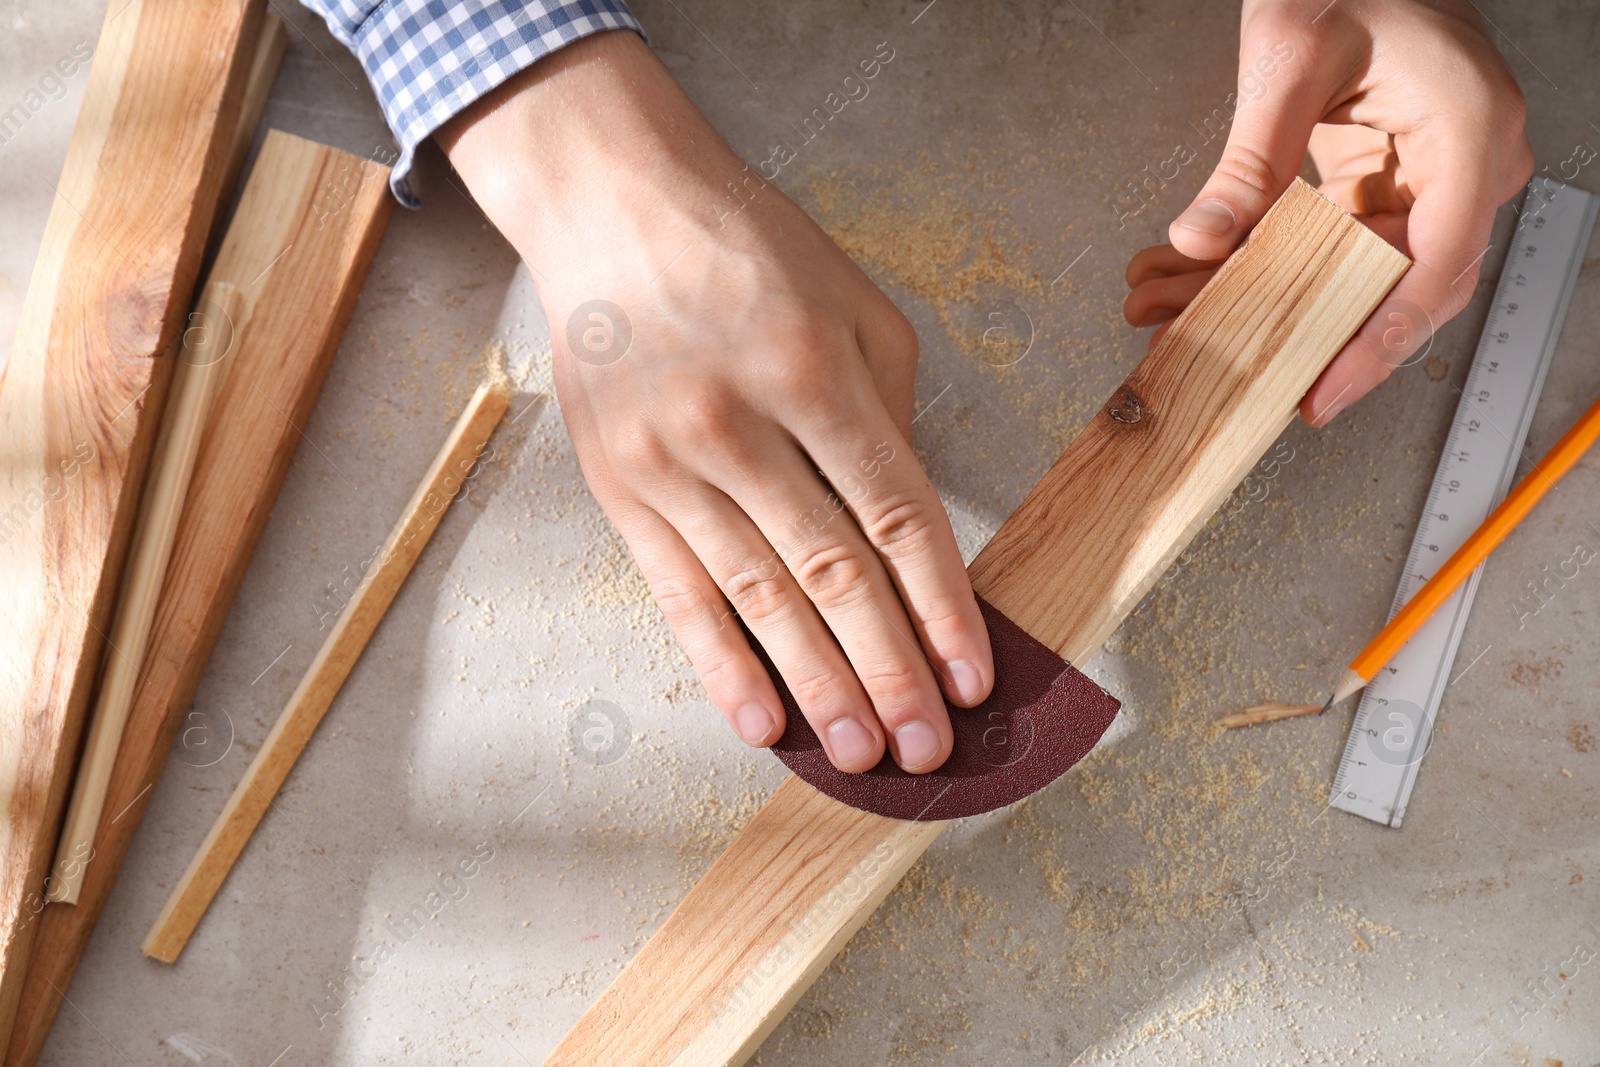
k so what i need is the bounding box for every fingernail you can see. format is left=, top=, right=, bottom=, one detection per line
left=1175, top=198, right=1235, bottom=237
left=1316, top=398, right=1350, bottom=426
left=827, top=718, right=877, bottom=767
left=947, top=660, right=983, bottom=704
left=735, top=702, right=775, bottom=745
left=893, top=721, right=941, bottom=771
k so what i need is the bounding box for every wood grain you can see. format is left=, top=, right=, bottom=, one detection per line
left=541, top=179, right=1410, bottom=1066
left=0, top=0, right=265, bottom=1043
left=47, top=282, right=247, bottom=906
left=221, top=13, right=289, bottom=215
left=4, top=130, right=392, bottom=1065
left=142, top=378, right=511, bottom=964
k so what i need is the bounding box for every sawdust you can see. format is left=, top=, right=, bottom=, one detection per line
left=796, top=154, right=1128, bottom=460
left=574, top=523, right=652, bottom=611
left=803, top=162, right=1046, bottom=362
left=1509, top=655, right=1564, bottom=693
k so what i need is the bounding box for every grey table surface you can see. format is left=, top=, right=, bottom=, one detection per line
left=3, top=1, right=1598, bottom=1064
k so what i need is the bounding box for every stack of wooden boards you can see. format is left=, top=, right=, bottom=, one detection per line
left=0, top=3, right=393, bottom=1061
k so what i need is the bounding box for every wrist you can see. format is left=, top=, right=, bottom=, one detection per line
left=439, top=30, right=740, bottom=265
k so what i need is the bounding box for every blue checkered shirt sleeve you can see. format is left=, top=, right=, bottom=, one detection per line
left=300, top=0, right=645, bottom=206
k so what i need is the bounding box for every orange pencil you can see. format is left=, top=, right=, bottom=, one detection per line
left=1327, top=391, right=1600, bottom=711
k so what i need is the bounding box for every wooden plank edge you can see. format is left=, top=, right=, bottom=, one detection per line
left=222, top=13, right=289, bottom=215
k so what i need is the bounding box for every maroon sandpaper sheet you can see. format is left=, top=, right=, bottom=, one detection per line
left=757, top=596, right=1120, bottom=821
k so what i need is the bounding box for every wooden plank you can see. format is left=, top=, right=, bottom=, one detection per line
left=142, top=378, right=511, bottom=964
left=0, top=0, right=266, bottom=1042
left=3, top=130, right=393, bottom=1065
left=47, top=281, right=247, bottom=905
left=541, top=179, right=1410, bottom=1066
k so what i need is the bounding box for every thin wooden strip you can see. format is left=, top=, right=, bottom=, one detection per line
left=4, top=130, right=392, bottom=1067
left=141, top=378, right=511, bottom=964
left=47, top=282, right=246, bottom=906
left=541, top=179, right=1409, bottom=1067
left=0, top=0, right=266, bottom=1042
left=1219, top=703, right=1324, bottom=729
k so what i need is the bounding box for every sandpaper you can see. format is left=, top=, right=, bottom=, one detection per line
left=757, top=596, right=1120, bottom=821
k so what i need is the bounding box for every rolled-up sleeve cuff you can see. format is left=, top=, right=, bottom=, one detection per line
left=342, top=1, right=645, bottom=206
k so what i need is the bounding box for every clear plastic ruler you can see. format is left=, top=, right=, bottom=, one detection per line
left=1330, top=179, right=1599, bottom=827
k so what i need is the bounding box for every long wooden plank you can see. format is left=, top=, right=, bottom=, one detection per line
left=4, top=130, right=393, bottom=1065
left=142, top=378, right=511, bottom=964
left=542, top=179, right=1410, bottom=1066
left=0, top=0, right=266, bottom=1041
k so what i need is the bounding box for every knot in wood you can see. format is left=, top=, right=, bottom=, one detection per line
left=1106, top=385, right=1145, bottom=425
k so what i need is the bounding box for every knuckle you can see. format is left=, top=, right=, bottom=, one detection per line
left=1499, top=80, right=1529, bottom=130
left=788, top=670, right=849, bottom=714
left=610, top=425, right=672, bottom=475
left=859, top=494, right=936, bottom=554
left=856, top=660, right=926, bottom=707
left=790, top=542, right=871, bottom=608
left=879, top=304, right=920, bottom=365
left=1213, top=145, right=1285, bottom=204
left=769, top=350, right=839, bottom=418
left=650, top=574, right=711, bottom=627
left=662, top=374, right=741, bottom=429
left=1241, top=7, right=1304, bottom=54
left=696, top=652, right=746, bottom=692
left=722, top=560, right=789, bottom=622
left=761, top=318, right=859, bottom=406
left=1509, top=139, right=1536, bottom=194
left=915, top=598, right=970, bottom=640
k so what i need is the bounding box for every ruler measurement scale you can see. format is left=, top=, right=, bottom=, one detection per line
left=1331, top=179, right=1599, bottom=828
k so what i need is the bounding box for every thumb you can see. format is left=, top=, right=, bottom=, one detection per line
left=1169, top=33, right=1327, bottom=261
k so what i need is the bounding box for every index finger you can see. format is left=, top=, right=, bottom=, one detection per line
left=1302, top=146, right=1531, bottom=426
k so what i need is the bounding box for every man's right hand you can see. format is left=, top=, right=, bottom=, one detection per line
left=440, top=31, right=994, bottom=774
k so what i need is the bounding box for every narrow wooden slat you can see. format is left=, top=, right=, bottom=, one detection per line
left=0, top=0, right=265, bottom=1041
left=4, top=130, right=393, bottom=1066
left=542, top=179, right=1410, bottom=1066
left=142, top=378, right=511, bottom=964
